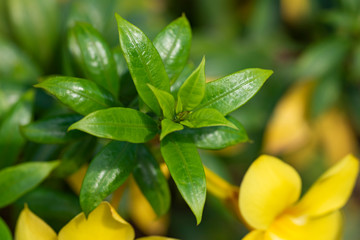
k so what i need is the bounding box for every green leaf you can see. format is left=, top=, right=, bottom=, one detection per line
left=148, top=84, right=175, bottom=119
left=160, top=119, right=183, bottom=140
left=116, top=14, right=170, bottom=115
left=181, top=108, right=237, bottom=129
left=53, top=137, right=97, bottom=177
left=160, top=132, right=206, bottom=224
left=154, top=15, right=192, bottom=84
left=21, top=114, right=86, bottom=144
left=0, top=217, right=12, bottom=240
left=7, top=0, right=58, bottom=67
left=296, top=38, right=349, bottom=79
left=133, top=144, right=171, bottom=216
left=0, top=82, right=26, bottom=120
left=196, top=68, right=273, bottom=115
left=170, top=63, right=194, bottom=97
left=80, top=141, right=136, bottom=215
left=176, top=57, right=206, bottom=112
left=67, top=22, right=119, bottom=98
left=68, top=107, right=158, bottom=143
left=0, top=161, right=59, bottom=208
left=0, top=38, right=39, bottom=85
left=0, top=90, right=34, bottom=169
left=35, top=76, right=118, bottom=116
left=183, top=116, right=249, bottom=150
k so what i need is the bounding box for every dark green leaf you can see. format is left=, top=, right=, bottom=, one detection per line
left=148, top=84, right=175, bottom=119
left=160, top=133, right=206, bottom=224
left=196, top=68, right=273, bottom=115
left=67, top=22, right=119, bottom=98
left=69, top=107, right=158, bottom=143
left=176, top=57, right=206, bottom=112
left=53, top=137, right=97, bottom=177
left=133, top=144, right=171, bottom=216
left=0, top=90, right=34, bottom=169
left=181, top=108, right=237, bottom=129
left=0, top=38, right=39, bottom=85
left=35, top=76, right=118, bottom=116
left=7, top=0, right=58, bottom=67
left=154, top=15, right=192, bottom=84
left=80, top=141, right=136, bottom=215
left=0, top=161, right=59, bottom=208
left=183, top=116, right=249, bottom=150
left=160, top=119, right=183, bottom=140
left=21, top=114, right=85, bottom=144
left=0, top=217, right=12, bottom=240
left=296, top=38, right=349, bottom=79
left=116, top=14, right=170, bottom=115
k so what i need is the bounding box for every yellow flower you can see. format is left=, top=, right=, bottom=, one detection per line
left=15, top=201, right=177, bottom=240
left=239, top=154, right=359, bottom=240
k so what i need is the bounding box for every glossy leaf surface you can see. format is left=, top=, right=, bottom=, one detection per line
left=196, top=69, right=273, bottom=115
left=176, top=57, right=205, bottom=112
left=154, top=15, right=192, bottom=84
left=69, top=107, right=158, bottom=143
left=160, top=133, right=206, bottom=224
left=68, top=22, right=119, bottom=97
left=35, top=76, right=118, bottom=116
left=116, top=14, right=170, bottom=115
left=133, top=144, right=171, bottom=216
left=148, top=84, right=175, bottom=119
left=183, top=116, right=248, bottom=149
left=0, top=161, right=59, bottom=207
left=181, top=108, right=237, bottom=129
left=0, top=90, right=34, bottom=169
left=160, top=119, right=184, bottom=140
left=80, top=141, right=136, bottom=215
left=21, top=114, right=85, bottom=144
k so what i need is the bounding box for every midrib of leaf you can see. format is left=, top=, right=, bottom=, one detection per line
left=161, top=29, right=180, bottom=69
left=195, top=72, right=265, bottom=111
left=43, top=82, right=111, bottom=108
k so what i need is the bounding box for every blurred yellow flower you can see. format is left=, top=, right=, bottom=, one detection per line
left=239, top=154, right=359, bottom=240
left=15, top=202, right=177, bottom=240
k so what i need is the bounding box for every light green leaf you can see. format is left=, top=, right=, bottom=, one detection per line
left=196, top=68, right=273, bottom=115
left=160, top=119, right=183, bottom=140
left=176, top=57, right=206, bottom=112
left=0, top=161, right=59, bottom=208
left=116, top=14, right=170, bottom=115
left=7, top=0, right=58, bottom=67
left=68, top=107, right=158, bottom=143
left=183, top=116, right=249, bottom=150
left=181, top=108, right=237, bottom=129
left=80, top=141, right=136, bottom=216
left=0, top=90, right=34, bottom=169
left=148, top=84, right=175, bottom=119
left=35, top=76, right=118, bottom=116
left=0, top=217, right=12, bottom=240
left=133, top=144, right=171, bottom=216
left=160, top=133, right=206, bottom=224
left=21, top=114, right=85, bottom=144
left=0, top=82, right=26, bottom=120
left=67, top=22, right=119, bottom=98
left=154, top=15, right=192, bottom=84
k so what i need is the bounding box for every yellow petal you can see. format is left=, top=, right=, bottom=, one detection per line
left=239, top=155, right=302, bottom=230
left=281, top=0, right=310, bottom=23
left=58, top=202, right=134, bottom=240
left=292, top=154, right=359, bottom=217
left=129, top=179, right=169, bottom=236
left=263, top=81, right=313, bottom=155
left=267, top=211, right=342, bottom=240
left=136, top=237, right=178, bottom=240
left=204, top=166, right=239, bottom=200
left=15, top=204, right=57, bottom=240
left=242, top=230, right=265, bottom=240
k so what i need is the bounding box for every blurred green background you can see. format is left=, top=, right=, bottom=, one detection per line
left=0, top=0, right=359, bottom=239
